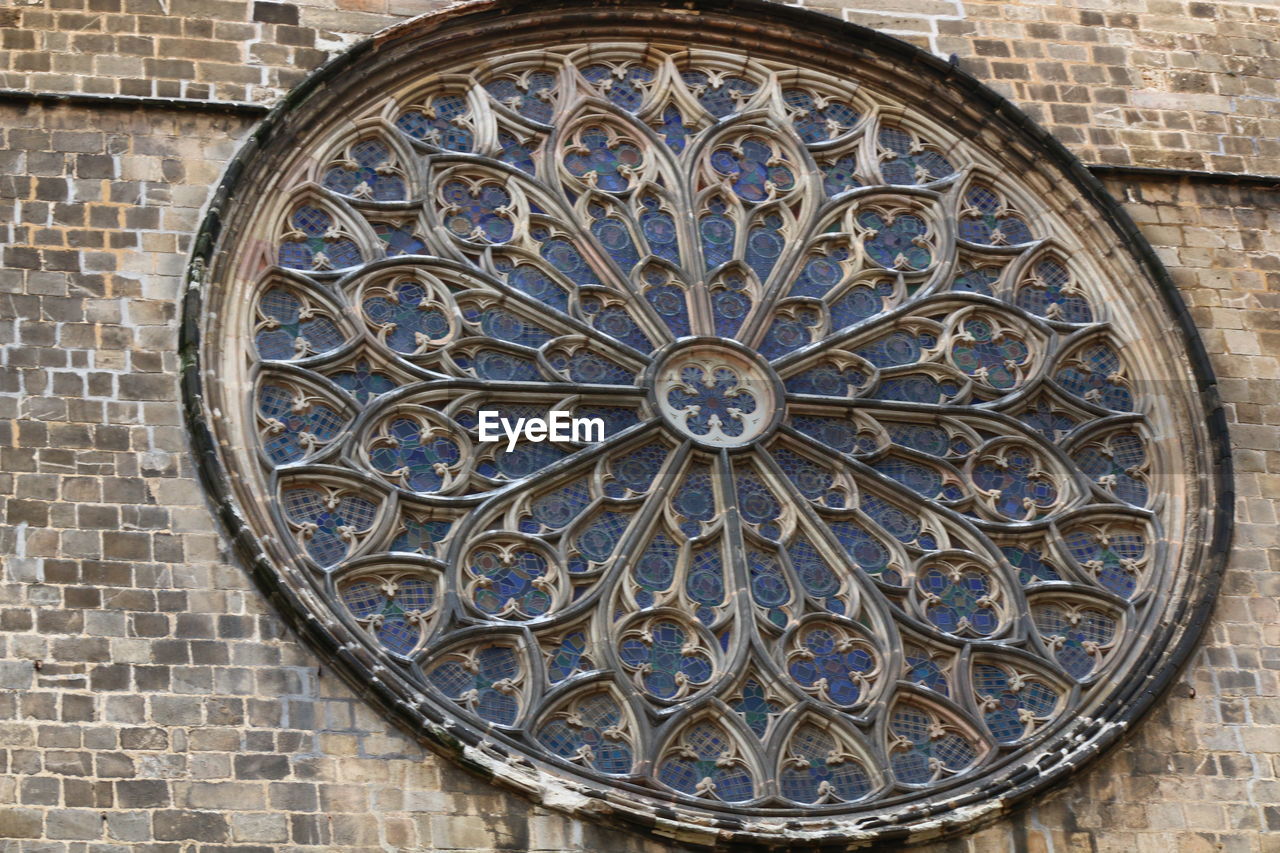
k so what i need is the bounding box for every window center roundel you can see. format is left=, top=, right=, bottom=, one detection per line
left=187, top=1, right=1228, bottom=845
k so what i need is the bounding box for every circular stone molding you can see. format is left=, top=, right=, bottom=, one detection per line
left=183, top=0, right=1231, bottom=846
left=650, top=340, right=782, bottom=448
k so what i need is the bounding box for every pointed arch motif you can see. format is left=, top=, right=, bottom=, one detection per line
left=188, top=1, right=1229, bottom=846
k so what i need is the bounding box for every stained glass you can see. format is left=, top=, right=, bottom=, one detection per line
left=201, top=27, right=1213, bottom=836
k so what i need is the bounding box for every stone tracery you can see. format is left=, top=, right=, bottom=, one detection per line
left=191, top=22, right=1222, bottom=842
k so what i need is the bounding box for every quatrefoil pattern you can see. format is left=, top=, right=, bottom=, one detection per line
left=197, top=28, right=1220, bottom=841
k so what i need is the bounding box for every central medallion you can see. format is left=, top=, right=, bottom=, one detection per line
left=650, top=341, right=781, bottom=448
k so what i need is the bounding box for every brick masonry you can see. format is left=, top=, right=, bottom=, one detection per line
left=0, top=1, right=1278, bottom=851
left=4, top=0, right=1280, bottom=174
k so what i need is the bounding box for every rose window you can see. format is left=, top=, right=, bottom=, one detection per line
left=188, top=3, right=1228, bottom=847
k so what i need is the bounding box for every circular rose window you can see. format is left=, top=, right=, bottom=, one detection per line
left=185, top=1, right=1229, bottom=845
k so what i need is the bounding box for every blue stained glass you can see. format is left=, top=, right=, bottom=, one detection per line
left=905, top=646, right=949, bottom=695
left=574, top=510, right=632, bottom=564
left=589, top=213, right=641, bottom=274
left=605, top=441, right=667, bottom=497
left=657, top=721, right=755, bottom=801
left=828, top=521, right=895, bottom=585
left=950, top=320, right=1029, bottom=390
left=856, top=330, right=927, bottom=367
left=574, top=405, right=640, bottom=436
left=830, top=280, right=893, bottom=330
left=667, top=365, right=758, bottom=438
left=645, top=281, right=691, bottom=337
left=744, top=213, right=785, bottom=283
left=681, top=71, right=757, bottom=117
left=788, top=247, right=849, bottom=298
left=362, top=280, right=451, bottom=354
left=374, top=222, right=427, bottom=257
left=255, top=288, right=345, bottom=359
left=632, top=534, right=678, bottom=607
left=427, top=645, right=522, bottom=725
left=1018, top=397, right=1078, bottom=441
left=465, top=348, right=543, bottom=382
left=390, top=516, right=451, bottom=555
left=1002, top=545, right=1061, bottom=585
left=257, top=382, right=346, bottom=463
left=278, top=205, right=362, bottom=271
left=735, top=468, right=783, bottom=539
left=490, top=442, right=566, bottom=480
left=396, top=93, right=473, bottom=151
left=821, top=154, right=862, bottom=197
left=759, top=309, right=819, bottom=359
left=890, top=705, right=977, bottom=783
left=872, top=454, right=945, bottom=499
left=971, top=447, right=1057, bottom=518
left=710, top=138, right=795, bottom=203
left=730, top=679, right=781, bottom=738
left=952, top=264, right=1000, bottom=295
left=1063, top=523, right=1146, bottom=598
left=496, top=259, right=570, bottom=315
left=581, top=63, right=654, bottom=111
left=639, top=195, right=680, bottom=263
left=783, top=88, right=860, bottom=143
left=858, top=210, right=931, bottom=269
left=579, top=295, right=653, bottom=353
left=1072, top=432, right=1148, bottom=506
left=780, top=724, right=873, bottom=804
left=919, top=567, right=999, bottom=635
left=369, top=417, right=461, bottom=493
left=784, top=363, right=865, bottom=398
left=473, top=306, right=554, bottom=347
left=486, top=71, right=557, bottom=123
left=878, top=126, right=954, bottom=184
left=564, top=127, right=644, bottom=192
left=787, top=414, right=873, bottom=455
left=787, top=625, right=875, bottom=706
left=770, top=446, right=844, bottom=507
left=973, top=664, right=1059, bottom=743
left=281, top=487, right=377, bottom=566
left=860, top=494, right=928, bottom=550
left=1017, top=259, right=1093, bottom=323
left=544, top=632, right=592, bottom=683
left=322, top=139, right=405, bottom=200
left=885, top=424, right=949, bottom=457
left=232, top=47, right=1183, bottom=818
left=1055, top=343, right=1133, bottom=411
left=711, top=273, right=752, bottom=338
left=536, top=693, right=632, bottom=774
left=959, top=185, right=1032, bottom=245
left=549, top=350, right=635, bottom=385
left=1032, top=604, right=1116, bottom=679
left=874, top=373, right=961, bottom=405
left=525, top=478, right=591, bottom=532
left=785, top=536, right=844, bottom=610
left=620, top=620, right=713, bottom=698
left=656, top=104, right=692, bottom=152
left=686, top=547, right=725, bottom=624
left=470, top=545, right=553, bottom=617
left=340, top=575, right=434, bottom=655
left=441, top=179, right=513, bottom=243
left=748, top=550, right=791, bottom=623
left=497, top=131, right=537, bottom=175
left=700, top=199, right=736, bottom=270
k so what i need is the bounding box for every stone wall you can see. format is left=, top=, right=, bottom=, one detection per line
left=3, top=0, right=1279, bottom=174
left=1, top=1, right=1278, bottom=851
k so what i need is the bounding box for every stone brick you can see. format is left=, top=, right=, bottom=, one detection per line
left=0, top=4, right=1278, bottom=853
